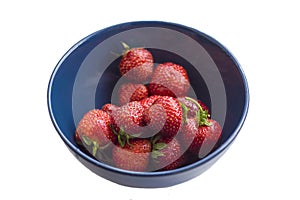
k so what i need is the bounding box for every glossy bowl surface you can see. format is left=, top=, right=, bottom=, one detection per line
left=47, top=21, right=249, bottom=188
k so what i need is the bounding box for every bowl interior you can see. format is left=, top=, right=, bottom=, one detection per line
left=48, top=22, right=248, bottom=173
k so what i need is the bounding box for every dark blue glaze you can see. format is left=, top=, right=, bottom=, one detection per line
left=47, top=21, right=249, bottom=188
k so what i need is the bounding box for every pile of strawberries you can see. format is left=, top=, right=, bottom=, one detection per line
left=75, top=43, right=222, bottom=172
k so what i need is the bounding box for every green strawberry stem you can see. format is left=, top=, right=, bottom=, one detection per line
left=185, top=97, right=211, bottom=126
left=81, top=135, right=110, bottom=157
left=82, top=135, right=92, bottom=146
left=121, top=42, right=131, bottom=55
left=179, top=102, right=189, bottom=124
left=121, top=42, right=130, bottom=50
left=109, top=124, right=136, bottom=147
left=151, top=135, right=167, bottom=159
left=110, top=124, right=119, bottom=135
left=92, top=141, right=98, bottom=157
left=120, top=42, right=145, bottom=55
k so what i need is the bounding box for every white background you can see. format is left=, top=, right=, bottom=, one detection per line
left=1, top=0, right=299, bottom=199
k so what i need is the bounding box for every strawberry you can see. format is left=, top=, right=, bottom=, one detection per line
left=148, top=62, right=190, bottom=97
left=75, top=109, right=116, bottom=157
left=180, top=97, right=222, bottom=158
left=119, top=43, right=154, bottom=83
left=118, top=83, right=148, bottom=105
left=181, top=118, right=222, bottom=158
left=112, top=138, right=151, bottom=171
left=178, top=97, right=210, bottom=119
left=151, top=137, right=184, bottom=171
left=111, top=101, right=145, bottom=138
left=144, top=96, right=182, bottom=140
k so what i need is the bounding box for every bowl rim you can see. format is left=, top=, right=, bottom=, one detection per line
left=47, top=20, right=250, bottom=177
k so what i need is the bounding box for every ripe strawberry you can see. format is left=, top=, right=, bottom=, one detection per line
left=179, top=97, right=221, bottom=157
left=148, top=62, right=190, bottom=97
left=118, top=83, right=148, bottom=105
left=144, top=96, right=182, bottom=140
left=119, top=43, right=154, bottom=83
left=178, top=97, right=210, bottom=119
left=181, top=118, right=222, bottom=158
left=111, top=101, right=145, bottom=137
left=151, top=137, right=184, bottom=171
left=112, top=138, right=151, bottom=171
left=75, top=109, right=116, bottom=156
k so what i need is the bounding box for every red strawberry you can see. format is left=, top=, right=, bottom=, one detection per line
left=75, top=109, right=116, bottom=156
left=181, top=118, right=222, bottom=158
left=112, top=138, right=151, bottom=171
left=151, top=137, right=184, bottom=171
left=148, top=62, right=190, bottom=97
left=119, top=43, right=154, bottom=83
left=178, top=97, right=210, bottom=119
left=118, top=83, right=148, bottom=105
left=144, top=96, right=182, bottom=140
left=111, top=101, right=145, bottom=137
left=180, top=97, right=221, bottom=157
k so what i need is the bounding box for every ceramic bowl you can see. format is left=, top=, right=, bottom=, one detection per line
left=47, top=21, right=249, bottom=188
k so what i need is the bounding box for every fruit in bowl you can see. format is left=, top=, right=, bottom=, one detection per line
left=47, top=21, right=249, bottom=188
left=74, top=43, right=223, bottom=172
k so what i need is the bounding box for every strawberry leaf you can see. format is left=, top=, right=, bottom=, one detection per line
left=121, top=41, right=131, bottom=55
left=118, top=134, right=125, bottom=147
left=111, top=124, right=137, bottom=147
left=151, top=135, right=161, bottom=144
left=109, top=124, right=119, bottom=135
left=154, top=143, right=167, bottom=150
left=121, top=41, right=130, bottom=50
left=151, top=150, right=164, bottom=159
left=92, top=141, right=98, bottom=157
left=82, top=135, right=92, bottom=146
left=126, top=134, right=132, bottom=146
left=185, top=97, right=210, bottom=127
left=180, top=102, right=189, bottom=124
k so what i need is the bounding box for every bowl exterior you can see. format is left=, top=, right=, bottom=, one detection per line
left=68, top=143, right=229, bottom=188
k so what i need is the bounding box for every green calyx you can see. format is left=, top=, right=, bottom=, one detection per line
left=180, top=102, right=189, bottom=124
left=121, top=41, right=131, bottom=55
left=185, top=97, right=211, bottom=126
left=82, top=135, right=92, bottom=146
left=92, top=141, right=98, bottom=157
left=109, top=124, right=139, bottom=147
left=81, top=135, right=108, bottom=157
left=121, top=42, right=144, bottom=55
left=151, top=135, right=167, bottom=160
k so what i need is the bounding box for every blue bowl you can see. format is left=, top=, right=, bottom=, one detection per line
left=47, top=21, right=249, bottom=188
